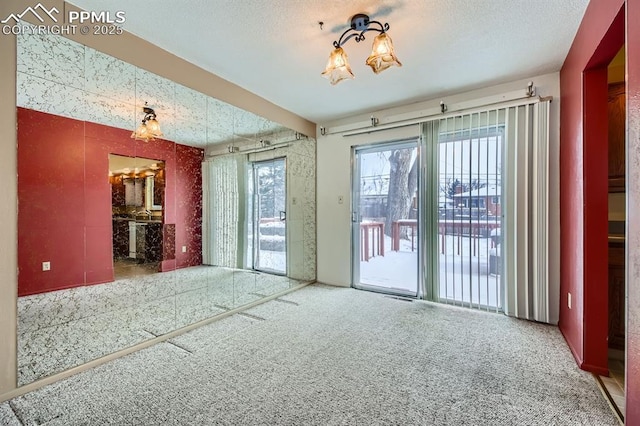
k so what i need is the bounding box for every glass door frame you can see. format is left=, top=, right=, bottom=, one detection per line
left=351, top=139, right=421, bottom=298
left=250, top=156, right=287, bottom=276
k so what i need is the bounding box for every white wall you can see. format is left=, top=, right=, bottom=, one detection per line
left=315, top=72, right=561, bottom=324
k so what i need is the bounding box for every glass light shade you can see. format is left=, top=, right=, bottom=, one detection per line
left=145, top=118, right=163, bottom=138
left=321, top=47, right=355, bottom=85
left=365, top=32, right=402, bottom=74
left=131, top=123, right=151, bottom=141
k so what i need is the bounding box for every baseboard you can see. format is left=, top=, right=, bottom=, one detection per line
left=581, top=362, right=610, bottom=376
left=559, top=325, right=584, bottom=366
left=558, top=325, right=611, bottom=376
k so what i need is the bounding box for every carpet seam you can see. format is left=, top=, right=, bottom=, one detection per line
left=8, top=400, right=26, bottom=426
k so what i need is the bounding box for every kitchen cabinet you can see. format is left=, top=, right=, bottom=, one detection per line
left=112, top=219, right=129, bottom=259
left=608, top=82, right=625, bottom=192
left=112, top=220, right=163, bottom=262
left=145, top=223, right=163, bottom=262
left=153, top=169, right=165, bottom=208
left=608, top=240, right=625, bottom=350
left=111, top=177, right=125, bottom=207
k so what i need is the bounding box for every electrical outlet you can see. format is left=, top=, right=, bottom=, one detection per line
left=568, top=292, right=572, bottom=309
left=182, top=246, right=187, bottom=253
left=292, top=197, right=297, bottom=205
left=338, top=195, right=344, bottom=204
left=42, top=261, right=50, bottom=271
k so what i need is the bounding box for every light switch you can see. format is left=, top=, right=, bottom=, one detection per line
left=182, top=246, right=187, bottom=253
left=42, top=261, right=51, bottom=271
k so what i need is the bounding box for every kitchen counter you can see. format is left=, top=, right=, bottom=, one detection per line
left=113, top=217, right=162, bottom=224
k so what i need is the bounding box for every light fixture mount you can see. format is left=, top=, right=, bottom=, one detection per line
left=142, top=105, right=156, bottom=119
left=333, top=14, right=389, bottom=48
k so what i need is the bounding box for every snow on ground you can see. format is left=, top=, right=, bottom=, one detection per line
left=360, top=233, right=501, bottom=309
left=257, top=249, right=286, bottom=273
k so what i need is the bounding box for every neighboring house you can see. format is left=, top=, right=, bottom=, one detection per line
left=451, top=185, right=501, bottom=216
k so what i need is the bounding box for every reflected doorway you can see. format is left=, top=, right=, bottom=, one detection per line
left=352, top=140, right=419, bottom=297
left=249, top=158, right=287, bottom=275
left=109, top=155, right=165, bottom=279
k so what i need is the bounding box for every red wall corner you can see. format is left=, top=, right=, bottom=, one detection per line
left=175, top=144, right=204, bottom=269
left=558, top=0, right=624, bottom=374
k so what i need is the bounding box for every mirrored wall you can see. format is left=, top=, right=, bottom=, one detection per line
left=16, top=32, right=316, bottom=386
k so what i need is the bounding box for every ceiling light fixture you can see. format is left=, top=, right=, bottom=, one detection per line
left=321, top=13, right=402, bottom=85
left=131, top=102, right=163, bottom=142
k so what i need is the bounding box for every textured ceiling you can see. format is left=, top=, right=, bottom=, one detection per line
left=67, top=0, right=590, bottom=124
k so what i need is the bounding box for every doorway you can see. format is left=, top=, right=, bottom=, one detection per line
left=250, top=157, right=287, bottom=275
left=352, top=140, right=419, bottom=297
left=600, top=44, right=627, bottom=420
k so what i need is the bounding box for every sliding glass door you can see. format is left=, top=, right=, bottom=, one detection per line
left=352, top=102, right=550, bottom=320
left=352, top=140, right=419, bottom=297
left=250, top=158, right=287, bottom=274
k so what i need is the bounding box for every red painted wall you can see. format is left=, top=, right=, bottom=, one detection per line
left=17, top=108, right=203, bottom=296
left=626, top=0, right=640, bottom=422
left=559, top=0, right=624, bottom=376
left=175, top=144, right=204, bottom=268
left=582, top=65, right=613, bottom=375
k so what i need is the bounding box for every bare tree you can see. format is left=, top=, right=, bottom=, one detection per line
left=441, top=177, right=463, bottom=199
left=407, top=156, right=418, bottom=210
left=385, top=148, right=416, bottom=237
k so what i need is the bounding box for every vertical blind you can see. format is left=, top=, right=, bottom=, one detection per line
left=202, top=155, right=244, bottom=268
left=503, top=100, right=551, bottom=323
left=420, top=99, right=552, bottom=323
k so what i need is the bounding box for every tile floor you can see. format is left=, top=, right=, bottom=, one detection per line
left=113, top=259, right=159, bottom=279
left=599, top=355, right=625, bottom=421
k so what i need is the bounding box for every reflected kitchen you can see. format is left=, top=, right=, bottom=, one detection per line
left=109, top=155, right=165, bottom=278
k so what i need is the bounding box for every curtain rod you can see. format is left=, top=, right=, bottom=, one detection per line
left=205, top=142, right=291, bottom=159
left=319, top=82, right=550, bottom=137
left=340, top=95, right=552, bottom=137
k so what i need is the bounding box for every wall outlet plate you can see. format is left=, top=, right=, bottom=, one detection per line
left=42, top=261, right=50, bottom=271
left=568, top=292, right=572, bottom=309
left=182, top=246, right=187, bottom=253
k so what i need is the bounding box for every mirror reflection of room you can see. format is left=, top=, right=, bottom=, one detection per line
left=15, top=31, right=317, bottom=387
left=109, top=155, right=165, bottom=279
